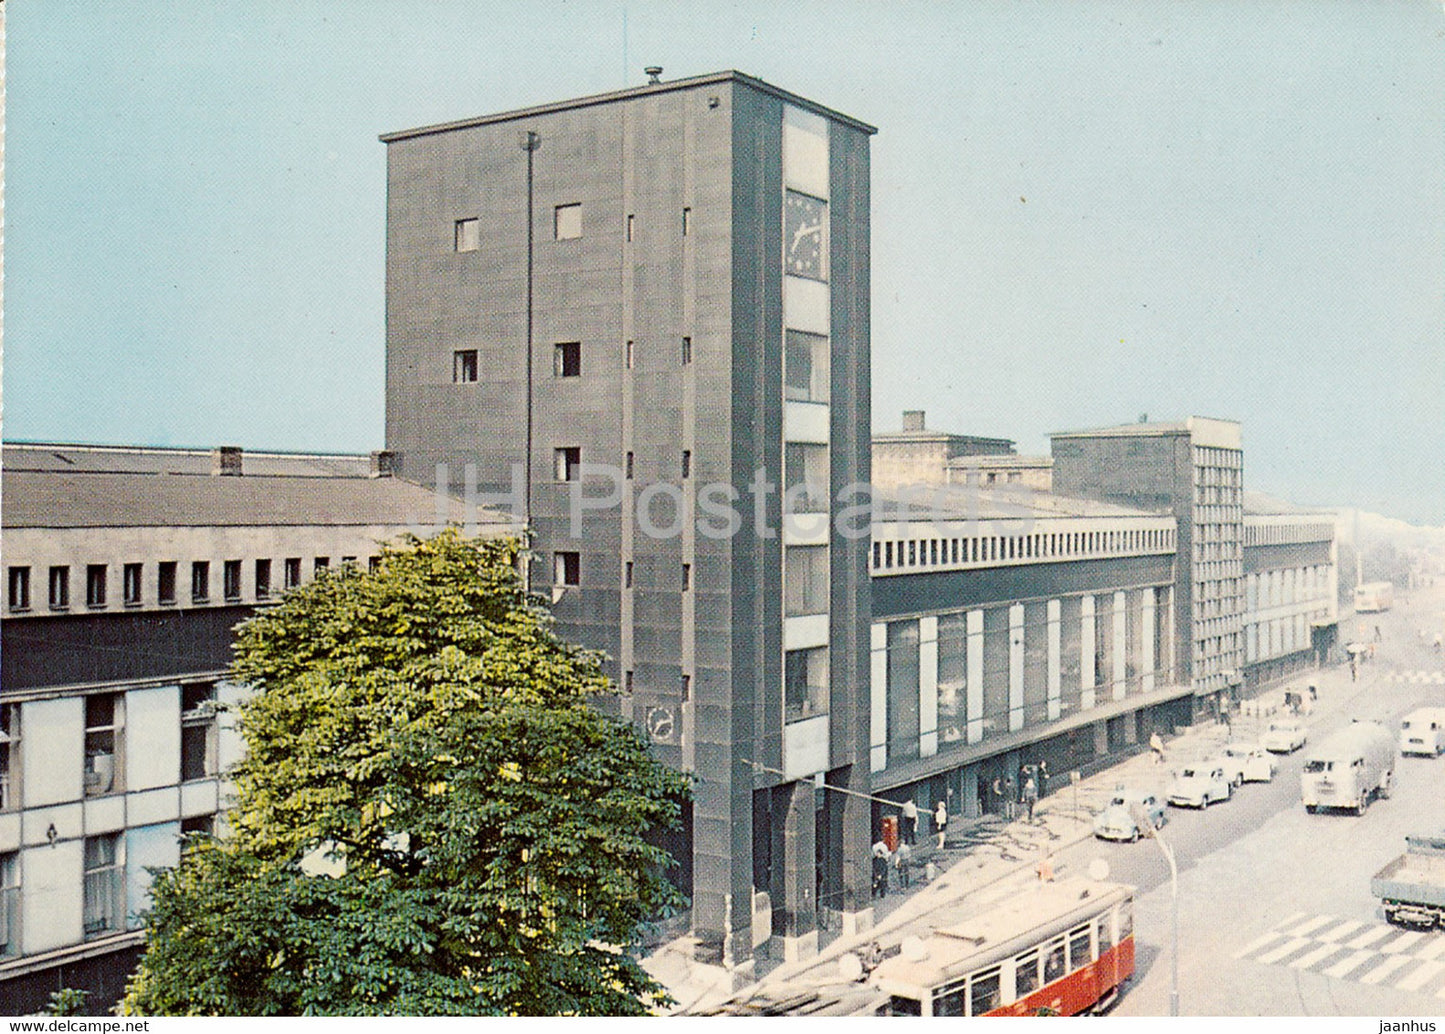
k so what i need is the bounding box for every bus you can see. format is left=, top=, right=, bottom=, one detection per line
left=872, top=877, right=1135, bottom=1016
left=1355, top=581, right=1394, bottom=613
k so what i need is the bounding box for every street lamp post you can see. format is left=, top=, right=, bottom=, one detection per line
left=519, top=130, right=541, bottom=540
left=1132, top=804, right=1180, bottom=1016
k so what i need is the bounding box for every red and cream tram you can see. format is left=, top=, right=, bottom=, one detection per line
left=872, top=877, right=1135, bottom=1016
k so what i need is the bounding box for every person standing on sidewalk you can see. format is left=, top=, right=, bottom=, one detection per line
left=1150, top=731, right=1166, bottom=765
left=934, top=800, right=948, bottom=849
left=1022, top=775, right=1038, bottom=822
left=871, top=838, right=891, bottom=899
left=894, top=839, right=913, bottom=888
left=1003, top=773, right=1017, bottom=820
left=900, top=798, right=918, bottom=845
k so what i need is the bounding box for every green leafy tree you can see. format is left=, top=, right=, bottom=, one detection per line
left=123, top=530, right=689, bottom=1016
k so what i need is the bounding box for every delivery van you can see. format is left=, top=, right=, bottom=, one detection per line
left=1301, top=721, right=1394, bottom=815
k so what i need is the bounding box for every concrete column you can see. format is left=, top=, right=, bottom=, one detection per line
left=1113, top=591, right=1127, bottom=701
left=1081, top=596, right=1097, bottom=710
left=835, top=764, right=874, bottom=938
left=779, top=779, right=818, bottom=962
left=1046, top=598, right=1062, bottom=720
left=966, top=609, right=985, bottom=743
left=919, top=616, right=938, bottom=758
left=1008, top=603, right=1025, bottom=732
left=1141, top=590, right=1156, bottom=694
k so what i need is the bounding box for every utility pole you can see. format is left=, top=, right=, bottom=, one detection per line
left=519, top=131, right=541, bottom=574
left=1133, top=804, right=1179, bottom=1016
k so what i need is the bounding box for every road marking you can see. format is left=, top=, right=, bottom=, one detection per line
left=1284, top=914, right=1337, bottom=937
left=1234, top=930, right=1287, bottom=959
left=1323, top=950, right=1379, bottom=979
left=1255, top=938, right=1312, bottom=965
left=1345, top=926, right=1395, bottom=950
left=1359, top=954, right=1415, bottom=985
left=1273, top=911, right=1307, bottom=932
left=1380, top=929, right=1427, bottom=954
left=1316, top=919, right=1366, bottom=943
left=1288, top=943, right=1342, bottom=970
left=1415, top=936, right=1445, bottom=963
left=1396, top=959, right=1445, bottom=992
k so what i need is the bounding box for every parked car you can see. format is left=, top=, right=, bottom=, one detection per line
left=1168, top=765, right=1232, bottom=808
left=1261, top=718, right=1308, bottom=754
left=1217, top=743, right=1277, bottom=784
left=1093, top=788, right=1167, bottom=842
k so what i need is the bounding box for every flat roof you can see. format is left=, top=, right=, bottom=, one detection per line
left=379, top=70, right=878, bottom=143
left=4, top=441, right=372, bottom=479
left=872, top=485, right=1168, bottom=522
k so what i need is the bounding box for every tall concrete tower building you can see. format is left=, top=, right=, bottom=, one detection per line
left=381, top=71, right=875, bottom=971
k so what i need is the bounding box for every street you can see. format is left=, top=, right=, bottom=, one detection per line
left=1083, top=583, right=1445, bottom=1015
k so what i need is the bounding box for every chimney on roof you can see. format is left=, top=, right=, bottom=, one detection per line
left=370, top=450, right=399, bottom=478
left=902, top=410, right=926, bottom=432
left=645, top=65, right=664, bottom=84
left=211, top=446, right=243, bottom=477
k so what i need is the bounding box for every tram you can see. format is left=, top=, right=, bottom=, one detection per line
left=871, top=877, right=1135, bottom=1016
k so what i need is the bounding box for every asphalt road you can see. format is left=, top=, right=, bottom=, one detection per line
left=1063, top=584, right=1445, bottom=1016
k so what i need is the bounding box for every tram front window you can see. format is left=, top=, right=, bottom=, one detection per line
left=1098, top=913, right=1115, bottom=953
left=886, top=996, right=921, bottom=1016
left=970, top=969, right=1001, bottom=1016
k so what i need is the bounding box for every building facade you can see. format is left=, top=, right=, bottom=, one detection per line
left=381, top=71, right=875, bottom=968
left=867, top=488, right=1190, bottom=823
left=0, top=443, right=508, bottom=1013
left=1051, top=418, right=1245, bottom=717
left=1241, top=507, right=1339, bottom=688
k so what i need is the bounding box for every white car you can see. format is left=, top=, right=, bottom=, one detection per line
left=1093, top=788, right=1167, bottom=842
left=1261, top=719, right=1308, bottom=754
left=1168, top=765, right=1232, bottom=808
left=1216, top=744, right=1276, bottom=784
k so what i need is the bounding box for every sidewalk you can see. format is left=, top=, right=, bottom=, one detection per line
left=647, top=710, right=1257, bottom=1014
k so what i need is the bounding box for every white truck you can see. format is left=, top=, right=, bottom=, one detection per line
left=1398, top=707, right=1445, bottom=757
left=1301, top=721, right=1394, bottom=815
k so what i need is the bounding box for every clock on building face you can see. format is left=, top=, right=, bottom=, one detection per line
left=785, top=190, right=827, bottom=280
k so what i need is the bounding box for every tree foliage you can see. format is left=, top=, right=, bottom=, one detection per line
left=123, top=530, right=690, bottom=1016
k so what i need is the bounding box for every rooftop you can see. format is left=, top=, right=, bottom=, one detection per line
left=379, top=70, right=878, bottom=144
left=2, top=443, right=517, bottom=531
left=872, top=484, right=1166, bottom=523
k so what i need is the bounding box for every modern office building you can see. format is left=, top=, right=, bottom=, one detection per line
left=867, top=484, right=1189, bottom=823
left=1051, top=419, right=1245, bottom=718
left=1241, top=502, right=1339, bottom=688
left=0, top=443, right=510, bottom=1013
left=381, top=71, right=875, bottom=969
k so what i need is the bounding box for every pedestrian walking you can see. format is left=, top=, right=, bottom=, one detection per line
left=894, top=839, right=913, bottom=888
left=1308, top=684, right=1317, bottom=702
left=1150, top=731, right=1165, bottom=765
left=1374, top=624, right=1382, bottom=643
left=1220, top=706, right=1232, bottom=735
left=900, top=798, right=918, bottom=845
left=871, top=838, right=891, bottom=899
left=1003, top=773, right=1017, bottom=820
left=934, top=800, right=948, bottom=850
left=1022, top=775, right=1038, bottom=822
left=1038, top=761, right=1050, bottom=797
left=1351, top=657, right=1359, bottom=681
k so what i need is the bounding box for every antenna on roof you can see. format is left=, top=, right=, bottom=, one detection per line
left=1138, top=413, right=1148, bottom=424
left=645, top=65, right=663, bottom=84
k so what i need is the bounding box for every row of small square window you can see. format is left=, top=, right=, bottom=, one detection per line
left=552, top=552, right=693, bottom=592
left=452, top=337, right=692, bottom=383
left=553, top=447, right=692, bottom=482
left=453, top=205, right=693, bottom=252
left=5, top=557, right=377, bottom=612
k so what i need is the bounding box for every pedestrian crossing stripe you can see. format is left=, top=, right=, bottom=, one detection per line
left=1235, top=914, right=1445, bottom=997
left=1384, top=670, right=1445, bottom=684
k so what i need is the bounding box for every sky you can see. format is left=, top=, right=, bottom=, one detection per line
left=6, top=1, right=1444, bottom=524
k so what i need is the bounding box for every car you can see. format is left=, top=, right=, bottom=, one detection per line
left=1093, top=788, right=1168, bottom=841
left=1168, top=765, right=1232, bottom=808
left=1216, top=743, right=1276, bottom=784
left=1261, top=718, right=1308, bottom=754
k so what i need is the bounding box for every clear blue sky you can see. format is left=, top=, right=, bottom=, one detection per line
left=7, top=1, right=1443, bottom=523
